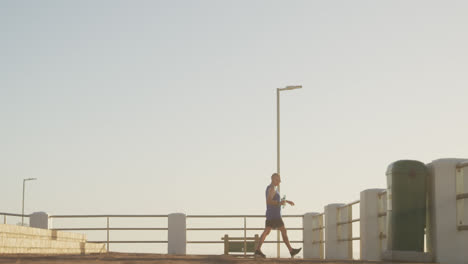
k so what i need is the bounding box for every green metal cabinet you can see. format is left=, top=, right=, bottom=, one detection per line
left=386, top=160, right=427, bottom=252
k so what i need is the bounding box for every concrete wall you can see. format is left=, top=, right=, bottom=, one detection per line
left=0, top=223, right=106, bottom=254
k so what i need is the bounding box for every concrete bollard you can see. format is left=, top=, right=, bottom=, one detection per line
left=426, top=158, right=468, bottom=264
left=30, top=212, right=48, bottom=229
left=325, top=203, right=348, bottom=259
left=360, top=189, right=386, bottom=261
left=168, top=213, right=186, bottom=255
left=303, top=212, right=323, bottom=259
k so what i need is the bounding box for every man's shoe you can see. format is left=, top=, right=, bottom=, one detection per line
left=254, top=249, right=266, bottom=258
left=290, top=247, right=302, bottom=258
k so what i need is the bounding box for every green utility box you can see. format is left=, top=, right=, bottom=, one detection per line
left=386, top=160, right=427, bottom=252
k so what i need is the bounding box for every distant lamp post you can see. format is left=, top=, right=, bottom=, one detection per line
left=276, top=85, right=302, bottom=188
left=22, top=178, right=37, bottom=226
left=276, top=85, right=302, bottom=257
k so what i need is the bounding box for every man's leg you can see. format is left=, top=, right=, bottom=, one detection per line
left=279, top=226, right=293, bottom=252
left=280, top=226, right=302, bottom=257
left=256, top=226, right=272, bottom=250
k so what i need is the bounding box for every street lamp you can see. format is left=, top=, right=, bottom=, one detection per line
left=277, top=85, right=302, bottom=188
left=22, top=178, right=37, bottom=226
left=276, top=85, right=302, bottom=257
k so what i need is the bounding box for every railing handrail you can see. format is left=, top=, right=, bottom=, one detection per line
left=186, top=240, right=304, bottom=244
left=456, top=193, right=468, bottom=200
left=338, top=200, right=360, bottom=208
left=337, top=218, right=360, bottom=226
left=48, top=214, right=304, bottom=218
left=49, top=214, right=168, bottom=218
left=51, top=227, right=305, bottom=231
left=457, top=161, right=468, bottom=169
left=378, top=212, right=387, bottom=217
left=52, top=227, right=168, bottom=231
left=1, top=212, right=30, bottom=225
left=0, top=212, right=30, bottom=217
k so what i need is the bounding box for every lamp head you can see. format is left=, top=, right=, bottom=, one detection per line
left=278, top=85, right=302, bottom=91
left=24, top=178, right=37, bottom=181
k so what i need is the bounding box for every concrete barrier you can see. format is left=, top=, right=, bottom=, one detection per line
left=0, top=223, right=106, bottom=254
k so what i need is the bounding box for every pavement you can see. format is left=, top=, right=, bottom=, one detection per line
left=0, top=252, right=433, bottom=264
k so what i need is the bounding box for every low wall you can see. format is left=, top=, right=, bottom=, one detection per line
left=0, top=224, right=106, bottom=254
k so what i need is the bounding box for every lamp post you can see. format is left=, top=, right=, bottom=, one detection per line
left=22, top=178, right=37, bottom=226
left=276, top=85, right=302, bottom=257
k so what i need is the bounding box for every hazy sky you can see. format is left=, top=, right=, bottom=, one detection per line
left=1, top=0, right=467, bottom=234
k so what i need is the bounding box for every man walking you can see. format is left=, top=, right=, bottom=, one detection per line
left=254, top=173, right=302, bottom=258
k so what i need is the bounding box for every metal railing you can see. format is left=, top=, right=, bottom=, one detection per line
left=311, top=213, right=324, bottom=244
left=0, top=212, right=30, bottom=225
left=48, top=214, right=304, bottom=255
left=337, top=200, right=360, bottom=242
left=336, top=200, right=360, bottom=259
left=187, top=215, right=303, bottom=257
left=50, top=214, right=169, bottom=251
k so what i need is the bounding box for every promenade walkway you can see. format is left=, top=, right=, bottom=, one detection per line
left=0, top=253, right=434, bottom=264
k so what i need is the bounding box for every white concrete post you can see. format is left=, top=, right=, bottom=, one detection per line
left=168, top=213, right=186, bottom=255
left=427, top=158, right=468, bottom=264
left=30, top=212, right=48, bottom=229
left=303, top=212, right=323, bottom=259
left=360, top=189, right=385, bottom=261
left=337, top=204, right=352, bottom=259
left=325, top=203, right=347, bottom=259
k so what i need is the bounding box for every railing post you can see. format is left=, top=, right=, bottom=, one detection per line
left=361, top=189, right=386, bottom=261
left=224, top=234, right=229, bottom=255
left=243, top=217, right=247, bottom=256
left=325, top=203, right=346, bottom=259
left=106, top=217, right=110, bottom=251
left=277, top=229, right=280, bottom=258
left=3, top=214, right=6, bottom=224
left=168, top=213, right=186, bottom=255
left=425, top=158, right=468, bottom=264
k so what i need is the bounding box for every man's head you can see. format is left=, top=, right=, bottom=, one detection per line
left=271, top=173, right=281, bottom=186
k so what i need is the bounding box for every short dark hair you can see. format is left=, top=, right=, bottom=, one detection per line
left=271, top=173, right=279, bottom=180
